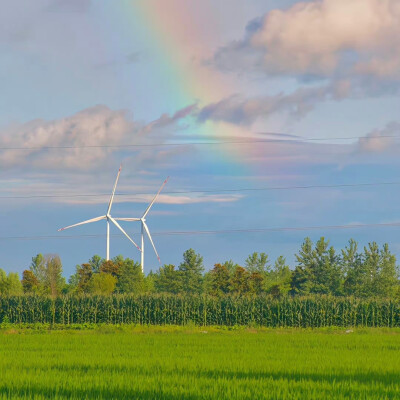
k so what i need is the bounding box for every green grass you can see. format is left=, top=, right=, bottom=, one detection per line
left=0, top=327, right=400, bottom=399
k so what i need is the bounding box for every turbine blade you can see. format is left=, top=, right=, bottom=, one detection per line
left=109, top=216, right=141, bottom=251
left=142, top=176, right=169, bottom=218
left=143, top=221, right=160, bottom=263
left=107, top=164, right=122, bottom=215
left=114, top=217, right=141, bottom=222
left=58, top=215, right=106, bottom=231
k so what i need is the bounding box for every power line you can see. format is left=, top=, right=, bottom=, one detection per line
left=0, top=181, right=399, bottom=200
left=0, top=134, right=398, bottom=151
left=2, top=222, right=400, bottom=241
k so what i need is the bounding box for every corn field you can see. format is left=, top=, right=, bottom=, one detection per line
left=1, top=295, right=400, bottom=327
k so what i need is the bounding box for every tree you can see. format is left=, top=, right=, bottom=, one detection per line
left=0, top=270, right=23, bottom=295
left=7, top=273, right=23, bottom=295
left=116, top=257, right=144, bottom=294
left=74, top=263, right=93, bottom=294
left=249, top=272, right=264, bottom=295
left=89, top=255, right=103, bottom=273
left=292, top=237, right=343, bottom=296
left=22, top=270, right=39, bottom=293
left=342, top=239, right=365, bottom=296
left=209, top=264, right=230, bottom=296
left=30, top=253, right=46, bottom=287
left=310, top=238, right=343, bottom=296
left=222, top=260, right=240, bottom=275
left=245, top=252, right=271, bottom=275
left=42, top=255, right=65, bottom=297
left=100, top=260, right=120, bottom=278
left=154, top=264, right=181, bottom=294
left=178, top=249, right=204, bottom=295
left=266, top=256, right=292, bottom=297
left=375, top=243, right=398, bottom=298
left=88, top=273, right=116, bottom=295
left=291, top=238, right=314, bottom=295
left=230, top=266, right=250, bottom=295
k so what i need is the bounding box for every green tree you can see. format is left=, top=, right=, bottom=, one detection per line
left=116, top=257, right=144, bottom=294
left=342, top=239, right=365, bottom=296
left=0, top=270, right=23, bottom=295
left=266, top=256, right=292, bottom=297
left=230, top=266, right=250, bottom=295
left=74, top=263, right=93, bottom=294
left=154, top=264, right=181, bottom=294
left=178, top=249, right=204, bottom=295
left=245, top=252, right=270, bottom=275
left=42, top=255, right=65, bottom=297
left=22, top=270, right=39, bottom=293
left=30, top=253, right=46, bottom=288
left=7, top=273, right=23, bottom=295
left=291, top=237, right=314, bottom=295
left=89, top=255, right=103, bottom=273
left=88, top=273, right=116, bottom=295
left=209, top=264, right=230, bottom=296
left=375, top=243, right=398, bottom=297
left=249, top=272, right=264, bottom=295
left=222, top=260, right=240, bottom=275
left=292, top=237, right=343, bottom=296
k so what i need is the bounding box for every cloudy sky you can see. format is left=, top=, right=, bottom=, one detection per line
left=2, top=0, right=400, bottom=276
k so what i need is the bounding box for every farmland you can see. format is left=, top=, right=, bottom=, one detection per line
left=0, top=326, right=399, bottom=399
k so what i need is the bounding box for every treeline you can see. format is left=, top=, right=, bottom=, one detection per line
left=1, top=237, right=398, bottom=299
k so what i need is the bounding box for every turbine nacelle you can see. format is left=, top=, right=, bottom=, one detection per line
left=58, top=165, right=142, bottom=259
left=114, top=176, right=169, bottom=272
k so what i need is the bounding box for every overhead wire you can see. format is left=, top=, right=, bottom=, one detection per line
left=1, top=222, right=400, bottom=241
left=0, top=133, right=398, bottom=151
left=0, top=181, right=399, bottom=200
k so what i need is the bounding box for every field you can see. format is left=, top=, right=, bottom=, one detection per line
left=0, top=326, right=399, bottom=399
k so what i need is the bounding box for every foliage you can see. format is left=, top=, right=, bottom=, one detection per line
left=2, top=295, right=400, bottom=328
left=154, top=264, right=181, bottom=294
left=0, top=270, right=22, bottom=295
left=22, top=270, right=39, bottom=293
left=88, top=273, right=116, bottom=295
left=178, top=249, right=204, bottom=295
left=114, top=257, right=144, bottom=294
left=245, top=252, right=270, bottom=275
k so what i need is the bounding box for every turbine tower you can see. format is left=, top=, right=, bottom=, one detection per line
left=115, top=177, right=169, bottom=272
left=58, top=165, right=141, bottom=260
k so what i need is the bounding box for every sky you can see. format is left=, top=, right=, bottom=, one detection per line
left=2, top=0, right=400, bottom=277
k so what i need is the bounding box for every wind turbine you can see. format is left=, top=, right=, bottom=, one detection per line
left=58, top=165, right=141, bottom=260
left=115, top=177, right=169, bottom=272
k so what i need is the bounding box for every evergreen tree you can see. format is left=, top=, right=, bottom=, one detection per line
left=154, top=264, right=181, bottom=294
left=291, top=237, right=314, bottom=295
left=178, top=249, right=204, bottom=295
left=266, top=256, right=292, bottom=297
left=245, top=252, right=271, bottom=275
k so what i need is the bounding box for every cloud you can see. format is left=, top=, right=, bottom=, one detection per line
left=197, top=86, right=330, bottom=125
left=214, top=0, right=400, bottom=82
left=358, top=122, right=400, bottom=153
left=0, top=104, right=195, bottom=171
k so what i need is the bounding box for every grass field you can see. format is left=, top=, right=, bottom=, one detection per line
left=0, top=326, right=399, bottom=399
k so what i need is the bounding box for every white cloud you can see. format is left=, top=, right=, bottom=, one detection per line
left=255, top=0, right=400, bottom=78
left=215, top=0, right=400, bottom=81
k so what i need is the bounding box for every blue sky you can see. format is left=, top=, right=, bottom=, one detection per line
left=1, top=0, right=400, bottom=277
